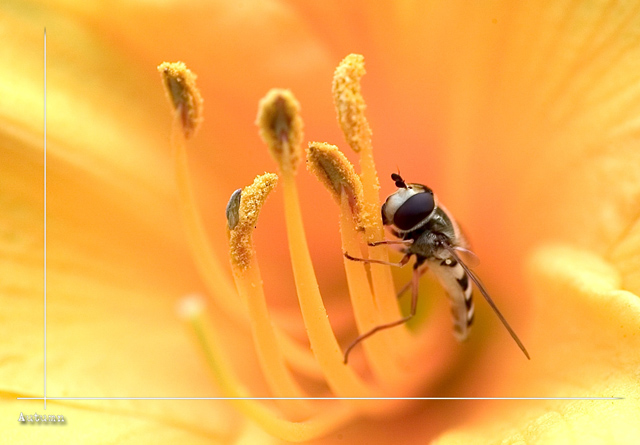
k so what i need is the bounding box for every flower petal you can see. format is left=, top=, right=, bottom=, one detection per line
left=0, top=160, right=236, bottom=435
left=431, top=244, right=640, bottom=443
left=1, top=1, right=205, bottom=289
left=1, top=3, right=240, bottom=436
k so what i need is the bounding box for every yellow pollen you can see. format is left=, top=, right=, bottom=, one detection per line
left=332, top=53, right=412, bottom=354
left=158, top=61, right=203, bottom=139
left=332, top=54, right=372, bottom=154
left=228, top=173, right=278, bottom=269
left=256, top=89, right=304, bottom=173
left=306, top=141, right=365, bottom=227
left=160, top=53, right=461, bottom=443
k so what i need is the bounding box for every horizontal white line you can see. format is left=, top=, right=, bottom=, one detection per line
left=17, top=397, right=623, bottom=401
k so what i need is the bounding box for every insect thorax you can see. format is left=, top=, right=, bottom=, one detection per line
left=401, top=207, right=459, bottom=262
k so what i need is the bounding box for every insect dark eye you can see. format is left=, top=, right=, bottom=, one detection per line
left=393, top=192, right=435, bottom=230
left=381, top=203, right=392, bottom=225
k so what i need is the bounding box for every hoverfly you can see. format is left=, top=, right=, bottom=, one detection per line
left=343, top=173, right=529, bottom=363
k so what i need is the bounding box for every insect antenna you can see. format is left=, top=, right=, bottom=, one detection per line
left=444, top=245, right=531, bottom=360
left=390, top=172, right=407, bottom=188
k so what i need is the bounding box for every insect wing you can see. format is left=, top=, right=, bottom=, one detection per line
left=444, top=245, right=531, bottom=359
left=452, top=246, right=480, bottom=267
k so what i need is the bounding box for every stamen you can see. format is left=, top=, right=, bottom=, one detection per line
left=227, top=177, right=316, bottom=419
left=337, top=191, right=405, bottom=382
left=256, top=89, right=304, bottom=174
left=306, top=141, right=409, bottom=381
left=158, top=61, right=203, bottom=139
left=332, top=54, right=372, bottom=154
left=306, top=142, right=365, bottom=227
left=162, top=64, right=243, bottom=322
left=159, top=67, right=320, bottom=378
left=161, top=60, right=322, bottom=379
left=161, top=55, right=464, bottom=439
left=333, top=54, right=406, bottom=345
left=278, top=169, right=385, bottom=403
left=257, top=94, right=383, bottom=402
left=178, top=295, right=356, bottom=442
left=229, top=173, right=278, bottom=270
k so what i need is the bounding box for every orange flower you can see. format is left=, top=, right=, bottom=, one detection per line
left=2, top=1, right=639, bottom=443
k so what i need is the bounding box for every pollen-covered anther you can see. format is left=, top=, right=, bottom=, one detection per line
left=307, top=142, right=365, bottom=226
left=228, top=173, right=278, bottom=269
left=332, top=54, right=372, bottom=154
left=158, top=61, right=203, bottom=139
left=256, top=89, right=304, bottom=172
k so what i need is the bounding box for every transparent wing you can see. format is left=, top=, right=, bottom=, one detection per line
left=444, top=244, right=530, bottom=360
left=452, top=246, right=480, bottom=267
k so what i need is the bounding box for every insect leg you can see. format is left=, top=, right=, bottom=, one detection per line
left=396, top=266, right=428, bottom=299
left=343, top=251, right=411, bottom=267
left=343, top=264, right=421, bottom=364
left=367, top=239, right=414, bottom=247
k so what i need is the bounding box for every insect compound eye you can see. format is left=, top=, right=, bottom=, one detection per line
left=393, top=191, right=435, bottom=230
left=381, top=202, right=392, bottom=225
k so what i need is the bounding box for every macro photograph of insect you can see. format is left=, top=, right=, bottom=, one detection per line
left=342, top=172, right=530, bottom=364
left=3, top=1, right=639, bottom=444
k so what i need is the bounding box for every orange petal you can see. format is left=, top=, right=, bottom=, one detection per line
left=431, top=245, right=640, bottom=443
left=0, top=3, right=239, bottom=436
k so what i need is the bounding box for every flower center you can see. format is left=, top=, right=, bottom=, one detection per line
left=158, top=55, right=457, bottom=441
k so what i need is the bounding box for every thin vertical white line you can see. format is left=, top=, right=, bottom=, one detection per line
left=43, top=27, right=47, bottom=411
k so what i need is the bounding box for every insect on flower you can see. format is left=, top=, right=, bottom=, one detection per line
left=343, top=173, right=530, bottom=363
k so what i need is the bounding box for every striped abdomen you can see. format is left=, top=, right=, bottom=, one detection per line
left=430, top=256, right=474, bottom=341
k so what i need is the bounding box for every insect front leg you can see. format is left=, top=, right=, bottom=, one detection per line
left=396, top=266, right=428, bottom=299
left=367, top=239, right=414, bottom=247
left=343, top=251, right=411, bottom=267
left=343, top=262, right=421, bottom=364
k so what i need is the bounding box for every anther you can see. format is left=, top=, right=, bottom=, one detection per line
left=228, top=173, right=279, bottom=269
left=306, top=142, right=364, bottom=225
left=332, top=54, right=372, bottom=154
left=157, top=61, right=203, bottom=139
left=256, top=89, right=304, bottom=173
